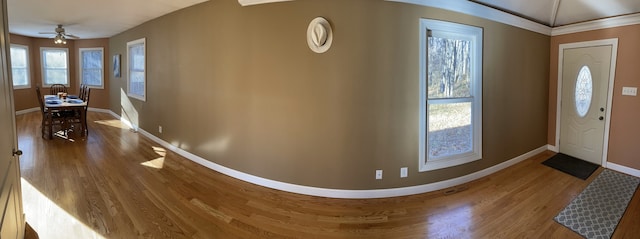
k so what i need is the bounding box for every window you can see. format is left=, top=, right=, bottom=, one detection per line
left=10, top=44, right=30, bottom=89
left=575, top=66, right=592, bottom=118
left=127, top=38, right=146, bottom=101
left=79, top=48, right=104, bottom=89
left=41, top=48, right=69, bottom=86
left=419, top=19, right=483, bottom=171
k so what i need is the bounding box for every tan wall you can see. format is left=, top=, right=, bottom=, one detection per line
left=10, top=34, right=110, bottom=111
left=549, top=25, right=640, bottom=170
left=74, top=38, right=110, bottom=109
left=109, top=0, right=549, bottom=189
left=10, top=34, right=35, bottom=111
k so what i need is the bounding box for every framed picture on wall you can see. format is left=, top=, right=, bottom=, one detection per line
left=113, top=54, right=121, bottom=78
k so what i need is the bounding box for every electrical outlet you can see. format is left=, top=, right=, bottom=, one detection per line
left=158, top=126, right=163, bottom=133
left=375, top=170, right=383, bottom=180
left=400, top=167, right=408, bottom=178
left=622, top=87, right=637, bottom=96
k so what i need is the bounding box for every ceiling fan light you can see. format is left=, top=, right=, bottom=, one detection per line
left=54, top=34, right=67, bottom=44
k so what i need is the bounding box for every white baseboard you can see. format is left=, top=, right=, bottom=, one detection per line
left=548, top=144, right=559, bottom=152
left=238, top=0, right=291, bottom=6
left=15, top=107, right=39, bottom=115
left=88, top=107, right=112, bottom=114
left=606, top=162, right=640, bottom=178
left=105, top=109, right=551, bottom=198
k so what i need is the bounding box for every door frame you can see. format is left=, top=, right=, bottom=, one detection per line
left=554, top=38, right=618, bottom=166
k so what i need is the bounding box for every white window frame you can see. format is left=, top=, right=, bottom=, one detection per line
left=40, top=47, right=70, bottom=87
left=127, top=38, right=146, bottom=101
left=79, top=47, right=104, bottom=89
left=10, top=44, right=30, bottom=89
left=419, top=19, right=483, bottom=172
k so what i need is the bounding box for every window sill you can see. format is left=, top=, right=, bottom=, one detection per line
left=419, top=153, right=481, bottom=172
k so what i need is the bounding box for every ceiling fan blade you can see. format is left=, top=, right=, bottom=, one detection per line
left=38, top=32, right=56, bottom=34
left=64, top=34, right=79, bottom=39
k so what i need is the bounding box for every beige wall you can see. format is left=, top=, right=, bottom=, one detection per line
left=10, top=34, right=110, bottom=111
left=74, top=38, right=110, bottom=109
left=109, top=0, right=549, bottom=189
left=549, top=24, right=640, bottom=170
left=10, top=34, right=35, bottom=111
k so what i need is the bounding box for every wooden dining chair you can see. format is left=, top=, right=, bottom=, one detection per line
left=79, top=84, right=89, bottom=101
left=50, top=84, right=67, bottom=95
left=80, top=87, right=91, bottom=135
left=79, top=84, right=87, bottom=101
left=36, top=86, right=65, bottom=139
left=67, top=86, right=91, bottom=136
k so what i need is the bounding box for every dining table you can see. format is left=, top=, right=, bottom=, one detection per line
left=43, top=94, right=88, bottom=138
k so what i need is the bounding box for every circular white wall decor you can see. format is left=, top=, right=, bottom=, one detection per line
left=307, top=17, right=333, bottom=53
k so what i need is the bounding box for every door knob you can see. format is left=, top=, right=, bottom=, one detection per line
left=12, top=149, right=22, bottom=156
left=599, top=116, right=604, bottom=121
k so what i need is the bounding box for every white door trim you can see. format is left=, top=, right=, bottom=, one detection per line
left=555, top=38, right=618, bottom=166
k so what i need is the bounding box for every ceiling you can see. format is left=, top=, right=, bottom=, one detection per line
left=6, top=0, right=640, bottom=40
left=7, top=0, right=209, bottom=39
left=471, top=0, right=640, bottom=27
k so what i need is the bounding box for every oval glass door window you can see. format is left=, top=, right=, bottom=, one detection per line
left=575, top=66, right=593, bottom=117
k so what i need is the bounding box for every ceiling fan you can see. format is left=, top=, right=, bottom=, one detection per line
left=38, top=24, right=79, bottom=44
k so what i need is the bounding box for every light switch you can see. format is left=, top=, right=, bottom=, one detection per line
left=622, top=87, right=637, bottom=96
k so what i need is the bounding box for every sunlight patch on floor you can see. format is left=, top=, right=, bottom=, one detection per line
left=141, top=157, right=165, bottom=169
left=426, top=204, right=472, bottom=238
left=141, top=146, right=167, bottom=169
left=53, top=130, right=75, bottom=142
left=93, top=119, right=130, bottom=130
left=21, top=178, right=105, bottom=239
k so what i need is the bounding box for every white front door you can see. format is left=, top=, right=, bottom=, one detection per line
left=0, top=0, right=25, bottom=237
left=559, top=45, right=612, bottom=165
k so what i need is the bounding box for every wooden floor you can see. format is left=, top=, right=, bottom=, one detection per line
left=17, top=111, right=640, bottom=239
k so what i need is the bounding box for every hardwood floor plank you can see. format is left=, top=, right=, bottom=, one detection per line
left=16, top=111, right=640, bottom=238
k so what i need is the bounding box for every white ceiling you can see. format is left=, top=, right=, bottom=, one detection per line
left=7, top=0, right=640, bottom=40
left=471, top=0, right=640, bottom=27
left=7, top=0, right=209, bottom=39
